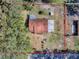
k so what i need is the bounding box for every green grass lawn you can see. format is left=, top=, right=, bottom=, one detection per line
left=74, top=37, right=79, bottom=50
left=52, top=0, right=64, bottom=3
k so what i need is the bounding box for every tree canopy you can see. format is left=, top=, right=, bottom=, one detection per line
left=0, top=0, right=32, bottom=53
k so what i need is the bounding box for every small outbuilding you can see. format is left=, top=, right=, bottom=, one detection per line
left=27, top=15, right=54, bottom=34
left=29, top=18, right=48, bottom=34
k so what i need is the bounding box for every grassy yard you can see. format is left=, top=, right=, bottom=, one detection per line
left=74, top=36, right=79, bottom=50
left=28, top=5, right=64, bottom=50
left=0, top=54, right=28, bottom=59
left=52, top=0, right=64, bottom=3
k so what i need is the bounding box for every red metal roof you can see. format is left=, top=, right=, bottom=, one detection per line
left=29, top=18, right=48, bottom=34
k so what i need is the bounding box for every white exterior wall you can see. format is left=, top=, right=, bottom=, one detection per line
left=72, top=24, right=75, bottom=34
left=27, top=54, right=32, bottom=59
left=48, top=20, right=54, bottom=32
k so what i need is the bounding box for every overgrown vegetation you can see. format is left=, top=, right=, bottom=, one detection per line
left=23, top=0, right=64, bottom=3
left=0, top=0, right=32, bottom=54
left=23, top=5, right=33, bottom=11
left=52, top=0, right=64, bottom=3
left=74, top=37, right=79, bottom=50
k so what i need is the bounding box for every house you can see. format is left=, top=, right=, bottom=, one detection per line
left=71, top=14, right=79, bottom=35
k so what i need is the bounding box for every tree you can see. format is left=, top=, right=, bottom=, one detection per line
left=0, top=0, right=32, bottom=53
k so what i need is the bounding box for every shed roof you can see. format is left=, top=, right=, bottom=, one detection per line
left=29, top=18, right=48, bottom=34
